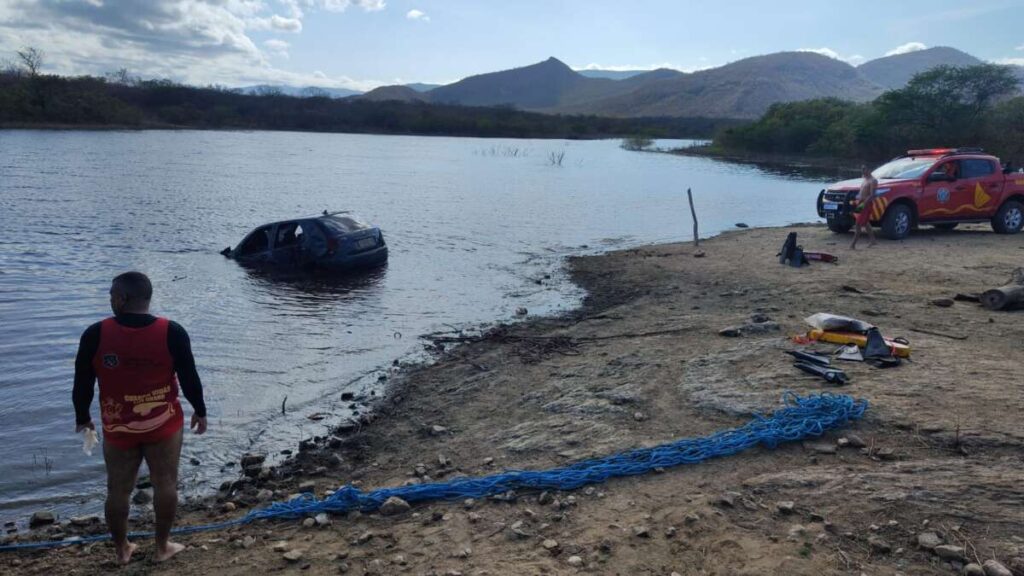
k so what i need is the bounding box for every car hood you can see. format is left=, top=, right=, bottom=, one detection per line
left=829, top=178, right=912, bottom=191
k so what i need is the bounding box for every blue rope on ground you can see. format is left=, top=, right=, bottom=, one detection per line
left=0, top=392, right=866, bottom=552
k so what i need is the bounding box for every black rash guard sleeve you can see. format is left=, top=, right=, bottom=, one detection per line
left=72, top=322, right=102, bottom=425
left=168, top=321, right=207, bottom=418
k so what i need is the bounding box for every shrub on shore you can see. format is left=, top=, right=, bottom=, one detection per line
left=714, top=64, right=1023, bottom=162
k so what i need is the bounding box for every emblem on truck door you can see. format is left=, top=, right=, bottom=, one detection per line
left=937, top=188, right=950, bottom=203
left=973, top=183, right=991, bottom=208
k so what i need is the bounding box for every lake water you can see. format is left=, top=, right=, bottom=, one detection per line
left=0, top=130, right=831, bottom=526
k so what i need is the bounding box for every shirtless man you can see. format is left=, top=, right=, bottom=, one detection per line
left=851, top=165, right=878, bottom=249
left=72, top=272, right=208, bottom=564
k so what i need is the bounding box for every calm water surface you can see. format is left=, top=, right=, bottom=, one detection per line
left=0, top=130, right=831, bottom=525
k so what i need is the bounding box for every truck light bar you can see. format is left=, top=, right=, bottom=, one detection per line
left=904, top=147, right=985, bottom=157
left=906, top=148, right=954, bottom=156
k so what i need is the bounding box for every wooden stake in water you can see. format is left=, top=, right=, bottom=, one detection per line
left=687, top=187, right=699, bottom=247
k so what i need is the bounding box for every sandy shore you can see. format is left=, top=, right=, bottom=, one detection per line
left=6, top=224, right=1024, bottom=575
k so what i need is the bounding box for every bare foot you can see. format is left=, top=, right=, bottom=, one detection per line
left=868, top=241, right=877, bottom=247
left=849, top=244, right=857, bottom=250
left=115, top=541, right=138, bottom=565
left=154, top=541, right=186, bottom=562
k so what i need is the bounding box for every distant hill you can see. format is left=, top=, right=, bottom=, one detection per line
left=238, top=84, right=362, bottom=98
left=426, top=57, right=688, bottom=112
left=428, top=57, right=595, bottom=108
left=857, top=47, right=983, bottom=88
left=241, top=47, right=1019, bottom=121
left=577, top=69, right=649, bottom=80
left=357, top=85, right=429, bottom=103
left=404, top=83, right=441, bottom=92
left=563, top=52, right=883, bottom=119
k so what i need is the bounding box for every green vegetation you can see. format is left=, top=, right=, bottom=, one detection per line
left=0, top=51, right=733, bottom=139
left=620, top=135, right=654, bottom=151
left=714, top=64, right=1024, bottom=162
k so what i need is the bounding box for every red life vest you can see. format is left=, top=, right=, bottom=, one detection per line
left=92, top=317, right=183, bottom=448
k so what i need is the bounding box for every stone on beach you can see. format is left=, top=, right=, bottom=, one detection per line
left=29, top=511, right=55, bottom=528
left=982, top=560, right=1013, bottom=576
left=379, top=496, right=412, bottom=516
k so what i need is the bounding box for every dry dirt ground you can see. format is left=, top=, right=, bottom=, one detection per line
left=7, top=224, right=1024, bottom=575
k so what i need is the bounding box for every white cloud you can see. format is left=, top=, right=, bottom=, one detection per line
left=406, top=9, right=429, bottom=22
left=797, top=48, right=864, bottom=65
left=263, top=39, right=290, bottom=58
left=885, top=42, right=927, bottom=57
left=0, top=0, right=389, bottom=91
left=1017, top=44, right=1024, bottom=51
left=318, top=0, right=386, bottom=12
left=995, top=57, right=1024, bottom=66
left=269, top=14, right=303, bottom=32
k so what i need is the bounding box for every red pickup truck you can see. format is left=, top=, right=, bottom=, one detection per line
left=817, top=148, right=1024, bottom=239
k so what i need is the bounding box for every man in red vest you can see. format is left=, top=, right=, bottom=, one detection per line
left=72, top=272, right=207, bottom=564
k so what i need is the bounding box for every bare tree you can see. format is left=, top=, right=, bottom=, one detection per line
left=16, top=47, right=43, bottom=76
left=106, top=67, right=135, bottom=86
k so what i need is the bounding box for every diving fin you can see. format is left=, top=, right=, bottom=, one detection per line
left=786, top=350, right=831, bottom=366
left=793, top=362, right=850, bottom=385
left=862, top=327, right=892, bottom=359
left=804, top=252, right=839, bottom=264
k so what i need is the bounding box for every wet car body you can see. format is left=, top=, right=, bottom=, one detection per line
left=223, top=213, right=388, bottom=271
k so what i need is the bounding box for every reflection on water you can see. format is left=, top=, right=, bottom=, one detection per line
left=0, top=130, right=826, bottom=525
left=244, top=265, right=389, bottom=302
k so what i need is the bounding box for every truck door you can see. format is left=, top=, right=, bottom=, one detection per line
left=958, top=158, right=1001, bottom=217
left=920, top=160, right=960, bottom=221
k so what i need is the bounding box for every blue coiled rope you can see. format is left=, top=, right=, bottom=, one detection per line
left=0, top=392, right=866, bottom=552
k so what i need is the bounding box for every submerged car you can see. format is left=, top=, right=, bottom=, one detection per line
left=222, top=212, right=388, bottom=271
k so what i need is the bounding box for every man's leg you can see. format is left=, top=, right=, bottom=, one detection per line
left=850, top=224, right=861, bottom=249
left=143, top=428, right=185, bottom=562
left=867, top=221, right=877, bottom=246
left=102, top=440, right=143, bottom=565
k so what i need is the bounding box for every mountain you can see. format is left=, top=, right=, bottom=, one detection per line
left=357, top=85, right=429, bottom=103
left=565, top=52, right=883, bottom=119
left=426, top=57, right=687, bottom=112
left=404, top=83, right=441, bottom=92
left=428, top=57, right=595, bottom=109
left=577, top=69, right=650, bottom=80
left=239, top=84, right=362, bottom=98
left=858, top=47, right=983, bottom=88
left=345, top=47, right=1008, bottom=120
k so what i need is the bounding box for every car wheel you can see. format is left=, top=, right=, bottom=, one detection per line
left=992, top=200, right=1024, bottom=234
left=932, top=223, right=958, bottom=231
left=827, top=219, right=852, bottom=234
left=881, top=204, right=912, bottom=240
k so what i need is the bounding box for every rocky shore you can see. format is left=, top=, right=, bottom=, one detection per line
left=6, top=224, right=1024, bottom=575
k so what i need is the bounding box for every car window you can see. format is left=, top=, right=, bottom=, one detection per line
left=873, top=156, right=938, bottom=179
left=960, top=159, right=995, bottom=179
left=236, top=225, right=272, bottom=254
left=932, top=161, right=960, bottom=179
left=237, top=226, right=272, bottom=256
left=319, top=216, right=369, bottom=235
left=275, top=222, right=303, bottom=248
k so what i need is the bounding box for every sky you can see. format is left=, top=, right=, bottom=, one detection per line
left=1, top=0, right=1022, bottom=91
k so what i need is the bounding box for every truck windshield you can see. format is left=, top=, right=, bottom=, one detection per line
left=872, top=157, right=939, bottom=179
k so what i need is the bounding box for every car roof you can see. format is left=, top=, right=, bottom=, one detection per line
left=247, top=213, right=372, bottom=228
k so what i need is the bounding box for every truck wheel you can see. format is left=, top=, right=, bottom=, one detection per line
left=881, top=204, right=913, bottom=240
left=992, top=200, right=1024, bottom=234
left=827, top=220, right=852, bottom=234
left=933, top=223, right=958, bottom=231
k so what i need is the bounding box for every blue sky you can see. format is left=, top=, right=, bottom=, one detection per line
left=1, top=0, right=1022, bottom=90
